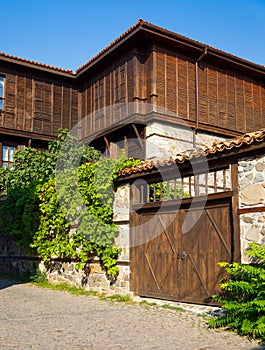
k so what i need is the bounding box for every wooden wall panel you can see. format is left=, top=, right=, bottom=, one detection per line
left=261, top=85, right=265, bottom=129
left=152, top=46, right=265, bottom=135
left=1, top=46, right=265, bottom=146
left=5, top=74, right=16, bottom=116
left=244, top=80, right=254, bottom=132
left=25, top=78, right=33, bottom=132
left=198, top=65, right=208, bottom=124
left=166, top=53, right=176, bottom=114
left=235, top=77, right=246, bottom=132
left=52, top=84, right=62, bottom=134
left=0, top=68, right=78, bottom=139
left=217, top=70, right=228, bottom=129
left=62, top=87, right=71, bottom=130
left=253, top=84, right=262, bottom=131
left=207, top=67, right=218, bottom=125
left=71, top=88, right=78, bottom=128
left=17, top=76, right=25, bottom=130
left=226, top=75, right=236, bottom=131
left=156, top=50, right=166, bottom=108
left=145, top=52, right=152, bottom=104
left=127, top=56, right=135, bottom=103
left=79, top=52, right=138, bottom=139
left=187, top=60, right=196, bottom=122
left=177, top=58, right=188, bottom=119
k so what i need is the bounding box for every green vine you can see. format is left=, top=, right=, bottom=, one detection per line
left=0, top=129, right=140, bottom=277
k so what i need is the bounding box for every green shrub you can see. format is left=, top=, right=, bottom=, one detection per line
left=30, top=269, right=47, bottom=283
left=208, top=242, right=265, bottom=341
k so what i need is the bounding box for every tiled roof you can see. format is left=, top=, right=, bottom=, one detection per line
left=118, top=129, right=265, bottom=178
left=0, top=52, right=74, bottom=75
left=76, top=19, right=265, bottom=75
left=1, top=20, right=265, bottom=77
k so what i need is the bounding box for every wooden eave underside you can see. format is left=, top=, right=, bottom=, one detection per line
left=0, top=127, right=55, bottom=142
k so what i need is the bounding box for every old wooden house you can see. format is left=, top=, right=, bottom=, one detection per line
left=1, top=20, right=265, bottom=163
left=1, top=20, right=265, bottom=303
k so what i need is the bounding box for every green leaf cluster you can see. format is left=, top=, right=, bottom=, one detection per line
left=0, top=130, right=139, bottom=277
left=149, top=181, right=190, bottom=202
left=208, top=243, right=265, bottom=341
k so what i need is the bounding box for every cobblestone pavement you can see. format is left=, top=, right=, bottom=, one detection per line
left=0, top=279, right=264, bottom=350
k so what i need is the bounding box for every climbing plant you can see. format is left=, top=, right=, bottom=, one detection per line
left=208, top=242, right=265, bottom=341
left=0, top=129, right=140, bottom=276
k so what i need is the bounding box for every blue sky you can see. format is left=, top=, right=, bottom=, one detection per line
left=1, top=0, right=265, bottom=71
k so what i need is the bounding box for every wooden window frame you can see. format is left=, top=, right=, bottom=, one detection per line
left=1, top=144, right=16, bottom=167
left=95, top=77, right=104, bottom=118
left=114, top=65, right=126, bottom=104
left=34, top=81, right=52, bottom=121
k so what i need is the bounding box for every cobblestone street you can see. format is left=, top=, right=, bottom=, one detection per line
left=0, top=279, right=264, bottom=350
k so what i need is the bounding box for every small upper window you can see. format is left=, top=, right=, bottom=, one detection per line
left=0, top=77, right=4, bottom=110
left=2, top=145, right=15, bottom=167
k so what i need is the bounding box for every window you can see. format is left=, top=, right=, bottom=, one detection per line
left=0, top=77, right=4, bottom=110
left=95, top=78, right=104, bottom=113
left=114, top=66, right=126, bottom=103
left=2, top=145, right=15, bottom=167
left=34, top=82, right=51, bottom=120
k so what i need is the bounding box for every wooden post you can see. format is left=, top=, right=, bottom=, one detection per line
left=231, top=163, right=241, bottom=262
left=129, top=183, right=139, bottom=295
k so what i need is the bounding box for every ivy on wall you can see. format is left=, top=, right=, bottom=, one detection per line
left=0, top=129, right=140, bottom=276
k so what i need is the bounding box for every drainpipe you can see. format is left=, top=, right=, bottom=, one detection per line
left=193, top=47, right=208, bottom=148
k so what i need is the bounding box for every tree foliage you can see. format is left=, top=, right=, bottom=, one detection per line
left=208, top=242, right=265, bottom=341
left=0, top=129, right=140, bottom=276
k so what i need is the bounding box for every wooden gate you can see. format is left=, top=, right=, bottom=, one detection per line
left=130, top=195, right=234, bottom=304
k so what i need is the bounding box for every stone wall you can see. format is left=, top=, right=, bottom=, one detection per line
left=42, top=184, right=131, bottom=295
left=238, top=155, right=265, bottom=262
left=113, top=184, right=130, bottom=262
left=40, top=259, right=131, bottom=296
left=145, top=122, right=228, bottom=160
left=0, top=232, right=39, bottom=275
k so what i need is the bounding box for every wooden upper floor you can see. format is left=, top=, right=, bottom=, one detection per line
left=1, top=20, right=265, bottom=147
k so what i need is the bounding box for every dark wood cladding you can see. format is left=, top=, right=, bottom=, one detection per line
left=150, top=45, right=265, bottom=135
left=1, top=28, right=265, bottom=147
left=79, top=51, right=137, bottom=139
left=198, top=63, right=265, bottom=133
left=79, top=42, right=265, bottom=140
left=0, top=69, right=78, bottom=139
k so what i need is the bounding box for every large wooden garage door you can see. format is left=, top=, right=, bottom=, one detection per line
left=130, top=197, right=233, bottom=304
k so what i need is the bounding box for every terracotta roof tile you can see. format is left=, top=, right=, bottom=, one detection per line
left=0, top=52, right=74, bottom=75
left=1, top=20, right=265, bottom=77
left=76, top=19, right=265, bottom=75
left=118, top=129, right=265, bottom=178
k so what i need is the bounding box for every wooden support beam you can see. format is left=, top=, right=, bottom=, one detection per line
left=132, top=123, right=144, bottom=150
left=104, top=136, right=110, bottom=149
left=231, top=163, right=241, bottom=262
left=238, top=206, right=265, bottom=215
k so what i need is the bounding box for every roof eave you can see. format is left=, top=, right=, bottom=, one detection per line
left=0, top=54, right=75, bottom=78
left=76, top=20, right=265, bottom=79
